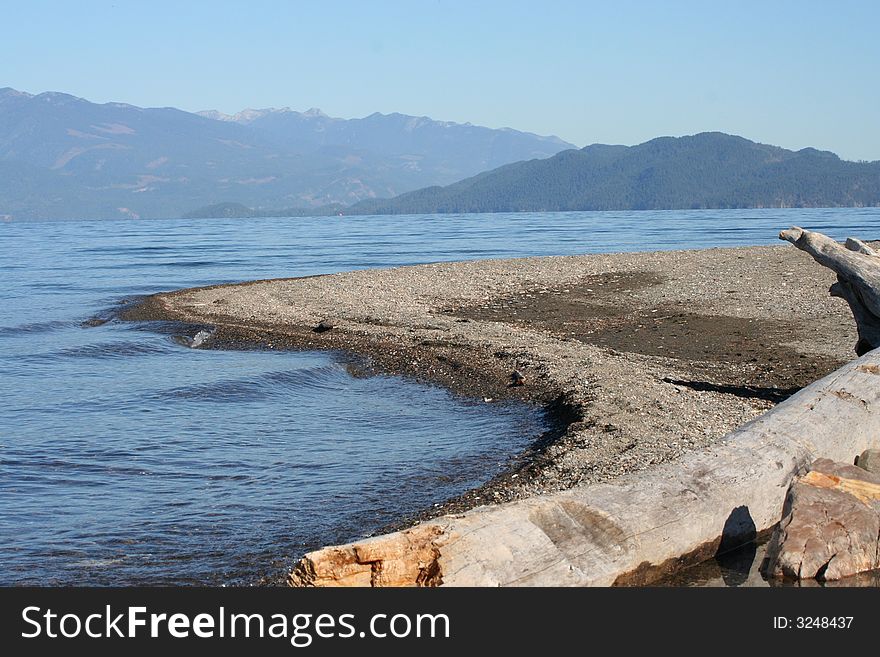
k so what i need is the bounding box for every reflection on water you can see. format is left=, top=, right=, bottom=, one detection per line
left=659, top=538, right=880, bottom=587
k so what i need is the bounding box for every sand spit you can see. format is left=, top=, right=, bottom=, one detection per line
left=126, top=244, right=856, bottom=522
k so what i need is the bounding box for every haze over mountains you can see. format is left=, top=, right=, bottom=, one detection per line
left=0, top=87, right=573, bottom=219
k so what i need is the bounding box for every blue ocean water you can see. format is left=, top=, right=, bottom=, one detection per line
left=1, top=208, right=879, bottom=585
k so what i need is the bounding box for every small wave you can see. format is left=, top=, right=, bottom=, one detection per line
left=27, top=281, right=80, bottom=290
left=2, top=454, right=156, bottom=478
left=262, top=366, right=349, bottom=392
left=146, top=364, right=346, bottom=404
left=158, top=260, right=223, bottom=268
left=71, top=557, right=126, bottom=568
left=80, top=316, right=111, bottom=328
left=78, top=245, right=174, bottom=255
left=0, top=320, right=74, bottom=338
left=48, top=340, right=170, bottom=360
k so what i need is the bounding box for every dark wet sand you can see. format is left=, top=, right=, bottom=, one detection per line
left=456, top=270, right=842, bottom=396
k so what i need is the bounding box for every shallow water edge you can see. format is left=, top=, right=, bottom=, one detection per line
left=121, top=291, right=580, bottom=536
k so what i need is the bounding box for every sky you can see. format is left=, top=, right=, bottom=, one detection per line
left=2, top=0, right=879, bottom=160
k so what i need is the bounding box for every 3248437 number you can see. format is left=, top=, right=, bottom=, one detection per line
left=796, top=617, right=853, bottom=629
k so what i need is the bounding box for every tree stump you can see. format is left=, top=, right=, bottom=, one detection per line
left=779, top=226, right=880, bottom=355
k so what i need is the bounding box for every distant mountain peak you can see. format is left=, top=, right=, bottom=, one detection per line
left=0, top=87, right=33, bottom=98
left=35, top=90, right=86, bottom=105
left=197, top=107, right=334, bottom=124
left=195, top=109, right=230, bottom=121
left=796, top=146, right=839, bottom=159
left=197, top=107, right=283, bottom=123
left=0, top=87, right=141, bottom=111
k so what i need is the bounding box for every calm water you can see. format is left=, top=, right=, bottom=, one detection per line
left=2, top=208, right=879, bottom=586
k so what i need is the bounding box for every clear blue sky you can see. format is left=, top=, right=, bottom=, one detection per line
left=2, top=0, right=879, bottom=160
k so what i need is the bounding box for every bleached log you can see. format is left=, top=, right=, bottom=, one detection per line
left=289, top=349, right=880, bottom=587
left=780, top=226, right=880, bottom=355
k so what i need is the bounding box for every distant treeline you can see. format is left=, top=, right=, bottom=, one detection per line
left=182, top=202, right=345, bottom=219
left=344, top=133, right=880, bottom=215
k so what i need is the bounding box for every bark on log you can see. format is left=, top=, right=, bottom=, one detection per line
left=289, top=349, right=880, bottom=587
left=779, top=226, right=880, bottom=355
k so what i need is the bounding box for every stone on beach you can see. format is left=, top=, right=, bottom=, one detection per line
left=856, top=448, right=880, bottom=474
left=313, top=318, right=336, bottom=333
left=762, top=458, right=880, bottom=581
left=190, top=328, right=213, bottom=348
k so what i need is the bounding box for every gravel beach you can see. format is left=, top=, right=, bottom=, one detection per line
left=127, top=243, right=856, bottom=521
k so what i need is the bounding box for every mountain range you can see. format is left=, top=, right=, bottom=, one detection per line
left=0, top=87, right=572, bottom=219
left=3, top=88, right=879, bottom=220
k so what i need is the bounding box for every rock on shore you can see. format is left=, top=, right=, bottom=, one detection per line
left=762, top=457, right=880, bottom=581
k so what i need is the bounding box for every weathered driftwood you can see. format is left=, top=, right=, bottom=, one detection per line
left=779, top=226, right=880, bottom=355
left=762, top=459, right=880, bottom=580
left=799, top=469, right=880, bottom=504
left=289, top=350, right=880, bottom=587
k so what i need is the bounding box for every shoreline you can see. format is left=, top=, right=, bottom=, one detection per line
left=122, top=243, right=858, bottom=572
left=123, top=291, right=580, bottom=523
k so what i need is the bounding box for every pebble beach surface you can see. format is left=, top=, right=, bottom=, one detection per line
left=128, top=243, right=856, bottom=520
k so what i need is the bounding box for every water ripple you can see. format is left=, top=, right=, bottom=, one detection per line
left=0, top=319, right=74, bottom=337
left=41, top=340, right=172, bottom=361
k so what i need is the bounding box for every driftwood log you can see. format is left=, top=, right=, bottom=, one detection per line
left=779, top=226, right=880, bottom=355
